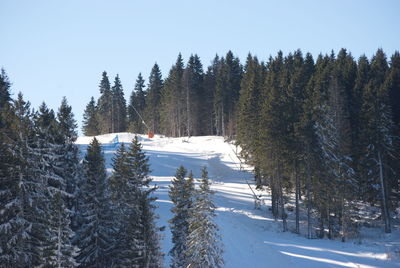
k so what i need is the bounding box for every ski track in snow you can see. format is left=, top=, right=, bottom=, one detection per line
left=77, top=133, right=400, bottom=268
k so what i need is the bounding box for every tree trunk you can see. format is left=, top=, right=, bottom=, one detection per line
left=306, top=143, right=312, bottom=239
left=328, top=203, right=332, bottom=239
left=295, top=161, right=300, bottom=234
left=278, top=161, right=287, bottom=232
left=186, top=78, right=190, bottom=137
left=341, top=197, right=346, bottom=242
left=378, top=150, right=391, bottom=233
left=222, top=104, right=225, bottom=137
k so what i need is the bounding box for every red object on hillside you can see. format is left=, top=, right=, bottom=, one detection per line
left=148, top=131, right=154, bottom=138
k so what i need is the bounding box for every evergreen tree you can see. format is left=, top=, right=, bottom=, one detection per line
left=110, top=137, right=162, bottom=267
left=203, top=55, right=221, bottom=136
left=258, top=51, right=290, bottom=231
left=315, top=102, right=356, bottom=241
left=144, top=63, right=163, bottom=134
left=128, top=136, right=162, bottom=267
left=214, top=51, right=242, bottom=138
left=360, top=49, right=396, bottom=233
left=0, top=68, right=11, bottom=109
left=128, top=73, right=147, bottom=134
left=286, top=50, right=314, bottom=234
left=168, top=166, right=195, bottom=268
left=76, top=138, right=114, bottom=267
left=34, top=102, right=77, bottom=267
left=160, top=54, right=185, bottom=137
left=353, top=55, right=371, bottom=198
left=236, top=54, right=263, bottom=169
left=301, top=54, right=335, bottom=238
left=0, top=93, right=47, bottom=267
left=185, top=167, right=223, bottom=268
left=57, top=97, right=83, bottom=235
left=109, top=144, right=142, bottom=267
left=387, top=51, right=400, bottom=130
left=385, top=51, right=400, bottom=204
left=97, top=71, right=113, bottom=134
left=182, top=55, right=204, bottom=136
left=82, top=97, right=100, bottom=136
left=112, top=74, right=127, bottom=132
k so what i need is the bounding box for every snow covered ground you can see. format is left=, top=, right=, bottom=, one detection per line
left=76, top=133, right=400, bottom=268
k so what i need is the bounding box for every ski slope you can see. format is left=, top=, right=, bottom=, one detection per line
left=76, top=133, right=400, bottom=268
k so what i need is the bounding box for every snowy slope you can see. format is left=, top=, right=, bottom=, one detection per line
left=76, top=133, right=400, bottom=268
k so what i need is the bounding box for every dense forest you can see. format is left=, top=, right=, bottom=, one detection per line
left=84, top=48, right=399, bottom=239
left=0, top=69, right=223, bottom=267
left=0, top=74, right=163, bottom=266
left=1, top=47, right=400, bottom=266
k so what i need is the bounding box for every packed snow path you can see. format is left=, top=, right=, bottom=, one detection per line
left=77, top=133, right=399, bottom=268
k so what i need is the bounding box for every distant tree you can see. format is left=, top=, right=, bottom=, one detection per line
left=360, top=49, right=396, bottom=233
left=182, top=55, right=204, bottom=136
left=112, top=74, right=127, bottom=132
left=82, top=96, right=100, bottom=136
left=258, top=51, right=289, bottom=231
left=203, top=55, right=220, bottom=136
left=0, top=68, right=11, bottom=109
left=236, top=54, right=263, bottom=168
left=160, top=54, right=185, bottom=137
left=97, top=71, right=113, bottom=134
left=185, top=167, right=223, bottom=268
left=128, top=73, right=147, bottom=134
left=144, top=64, right=163, bottom=134
left=214, top=51, right=242, bottom=138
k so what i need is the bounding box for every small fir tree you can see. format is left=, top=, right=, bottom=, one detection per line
left=82, top=96, right=100, bottom=136
left=185, top=167, right=224, bottom=268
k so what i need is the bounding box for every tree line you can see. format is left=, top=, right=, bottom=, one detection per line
left=0, top=71, right=162, bottom=267
left=83, top=48, right=399, bottom=240
left=236, top=49, right=399, bottom=240
left=1, top=69, right=224, bottom=267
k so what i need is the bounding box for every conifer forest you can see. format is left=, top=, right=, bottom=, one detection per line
left=1, top=48, right=400, bottom=267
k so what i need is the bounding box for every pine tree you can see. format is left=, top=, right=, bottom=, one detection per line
left=76, top=137, right=114, bottom=267
left=168, top=166, right=195, bottom=268
left=82, top=97, right=100, bottom=136
left=315, top=102, right=356, bottom=241
left=286, top=50, right=314, bottom=234
left=34, top=102, right=77, bottom=267
left=57, top=97, right=80, bottom=204
left=258, top=51, right=290, bottom=231
left=185, top=167, right=223, bottom=268
left=360, top=49, right=395, bottom=233
left=97, top=71, right=113, bottom=134
left=112, top=74, right=127, bottom=132
left=297, top=54, right=332, bottom=239
left=236, top=54, right=263, bottom=169
left=128, top=73, right=147, bottom=134
left=110, top=137, right=162, bottom=267
left=353, top=55, right=371, bottom=199
left=144, top=64, right=163, bottom=134
left=0, top=93, right=47, bottom=267
left=203, top=55, right=221, bottom=136
left=182, top=55, right=204, bottom=136
left=109, top=144, right=142, bottom=267
left=0, top=68, right=11, bottom=109
left=214, top=51, right=242, bottom=138
left=385, top=51, right=400, bottom=204
left=160, top=54, right=185, bottom=137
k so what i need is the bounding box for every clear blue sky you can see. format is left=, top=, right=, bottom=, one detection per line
left=1, top=0, right=399, bottom=134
